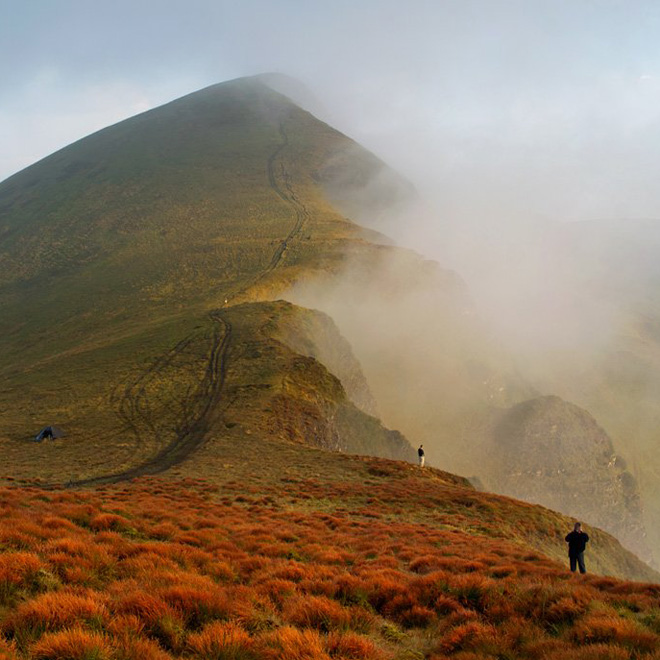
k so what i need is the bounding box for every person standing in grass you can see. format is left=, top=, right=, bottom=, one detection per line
left=418, top=444, right=425, bottom=468
left=565, top=522, right=589, bottom=574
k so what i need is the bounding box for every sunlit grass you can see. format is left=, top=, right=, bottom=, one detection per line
left=0, top=475, right=657, bottom=658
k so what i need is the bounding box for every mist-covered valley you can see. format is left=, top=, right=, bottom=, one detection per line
left=284, top=149, right=660, bottom=568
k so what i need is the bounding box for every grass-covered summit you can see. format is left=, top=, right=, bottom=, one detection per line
left=0, top=76, right=421, bottom=479
left=0, top=75, right=385, bottom=357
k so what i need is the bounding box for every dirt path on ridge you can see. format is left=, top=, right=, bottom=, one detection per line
left=259, top=121, right=309, bottom=278
left=71, top=119, right=308, bottom=486
left=71, top=314, right=232, bottom=486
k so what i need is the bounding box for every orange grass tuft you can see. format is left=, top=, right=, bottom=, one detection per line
left=255, top=578, right=298, bottom=607
left=105, top=614, right=145, bottom=637
left=30, top=627, right=112, bottom=660
left=326, top=631, right=384, bottom=659
left=157, top=584, right=232, bottom=627
left=187, top=621, right=257, bottom=659
left=572, top=614, right=658, bottom=653
left=3, top=590, right=107, bottom=639
left=0, top=638, right=18, bottom=660
left=435, top=620, right=498, bottom=654
left=89, top=513, right=132, bottom=532
left=258, top=625, right=331, bottom=660
left=115, top=589, right=176, bottom=625
left=0, top=552, right=42, bottom=588
left=114, top=635, right=175, bottom=660
left=283, top=595, right=351, bottom=632
left=548, top=642, right=633, bottom=659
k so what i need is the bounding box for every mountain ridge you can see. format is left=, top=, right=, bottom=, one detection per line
left=0, top=74, right=656, bottom=587
left=0, top=75, right=422, bottom=482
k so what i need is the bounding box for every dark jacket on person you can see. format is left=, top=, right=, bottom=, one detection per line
left=565, top=530, right=589, bottom=556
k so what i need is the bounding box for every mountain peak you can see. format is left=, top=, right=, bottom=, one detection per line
left=0, top=70, right=415, bottom=482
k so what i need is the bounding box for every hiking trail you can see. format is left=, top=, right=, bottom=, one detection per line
left=73, top=119, right=307, bottom=486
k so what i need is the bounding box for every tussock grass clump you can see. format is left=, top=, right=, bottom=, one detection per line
left=187, top=621, right=257, bottom=660
left=0, top=552, right=43, bottom=605
left=259, top=626, right=330, bottom=660
left=283, top=594, right=353, bottom=633
left=3, top=590, right=107, bottom=643
left=30, top=627, right=112, bottom=660
left=326, top=631, right=384, bottom=659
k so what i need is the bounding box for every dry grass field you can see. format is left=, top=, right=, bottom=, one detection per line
left=0, top=456, right=658, bottom=660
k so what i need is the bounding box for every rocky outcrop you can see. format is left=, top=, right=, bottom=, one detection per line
left=274, top=303, right=379, bottom=416
left=270, top=303, right=414, bottom=461
left=480, top=395, right=651, bottom=564
left=216, top=301, right=416, bottom=463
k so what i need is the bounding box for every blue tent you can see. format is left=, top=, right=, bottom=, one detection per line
left=34, top=426, right=66, bottom=442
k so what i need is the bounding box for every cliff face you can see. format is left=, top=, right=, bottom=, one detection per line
left=274, top=303, right=380, bottom=417
left=480, top=395, right=650, bottom=563
left=264, top=301, right=415, bottom=461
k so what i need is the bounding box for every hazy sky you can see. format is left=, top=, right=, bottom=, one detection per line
left=3, top=0, right=660, bottom=224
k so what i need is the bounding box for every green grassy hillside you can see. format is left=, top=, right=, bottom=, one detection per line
left=0, top=78, right=357, bottom=361
left=0, top=77, right=418, bottom=477
left=0, top=298, right=413, bottom=485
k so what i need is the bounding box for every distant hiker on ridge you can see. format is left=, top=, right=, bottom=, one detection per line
left=418, top=444, right=425, bottom=468
left=565, top=522, right=589, bottom=574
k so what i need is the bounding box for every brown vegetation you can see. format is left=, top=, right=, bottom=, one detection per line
left=0, top=476, right=656, bottom=659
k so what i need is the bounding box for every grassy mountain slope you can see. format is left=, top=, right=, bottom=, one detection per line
left=0, top=77, right=355, bottom=359
left=0, top=454, right=658, bottom=660
left=0, top=300, right=412, bottom=485
left=154, top=426, right=658, bottom=583
left=0, top=77, right=419, bottom=475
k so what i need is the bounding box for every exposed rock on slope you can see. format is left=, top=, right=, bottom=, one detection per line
left=221, top=301, right=414, bottom=461
left=274, top=303, right=379, bottom=416
left=480, top=395, right=650, bottom=563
